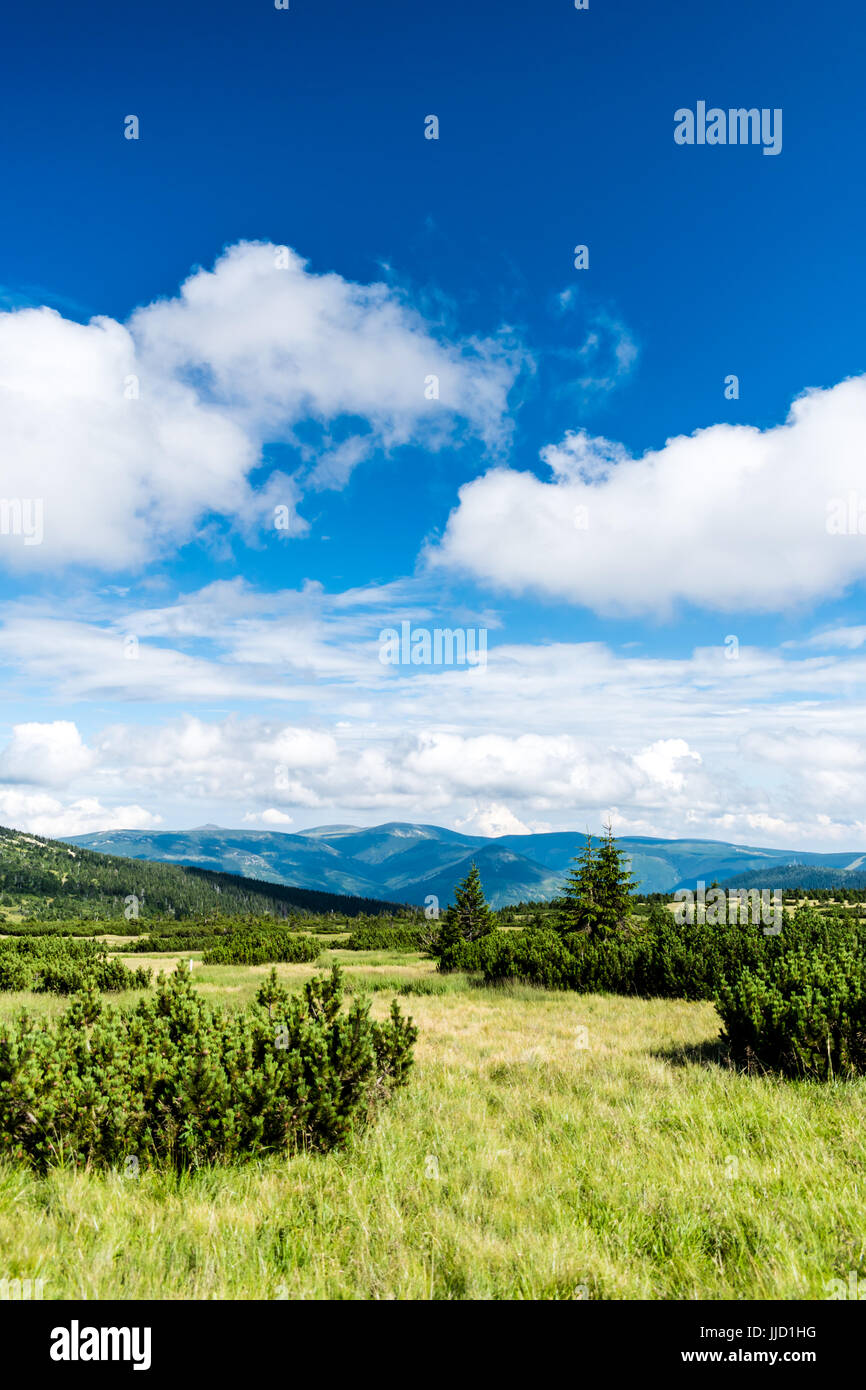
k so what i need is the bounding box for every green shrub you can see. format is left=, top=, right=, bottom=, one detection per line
left=715, top=938, right=866, bottom=1079
left=466, top=909, right=768, bottom=998
left=0, top=920, right=135, bottom=938
left=0, top=937, right=151, bottom=993
left=437, top=928, right=569, bottom=984
left=201, top=930, right=322, bottom=966
left=0, top=963, right=417, bottom=1170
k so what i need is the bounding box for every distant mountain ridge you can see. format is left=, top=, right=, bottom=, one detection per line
left=62, top=822, right=866, bottom=909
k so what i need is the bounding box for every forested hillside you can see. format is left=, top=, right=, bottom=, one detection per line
left=719, top=864, right=866, bottom=894
left=0, top=825, right=406, bottom=921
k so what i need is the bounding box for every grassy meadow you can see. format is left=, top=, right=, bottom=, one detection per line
left=1, top=943, right=864, bottom=1300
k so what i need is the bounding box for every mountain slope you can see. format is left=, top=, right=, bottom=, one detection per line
left=718, top=864, right=866, bottom=893
left=68, top=826, right=389, bottom=897
left=0, top=824, right=401, bottom=920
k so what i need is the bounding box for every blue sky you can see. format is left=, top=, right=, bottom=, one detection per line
left=1, top=0, right=865, bottom=847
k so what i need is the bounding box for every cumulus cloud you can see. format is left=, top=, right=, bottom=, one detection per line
left=633, top=739, right=702, bottom=792
left=0, top=719, right=163, bottom=834
left=87, top=717, right=713, bottom=825
left=0, top=304, right=253, bottom=569
left=400, top=731, right=709, bottom=811
left=93, top=715, right=335, bottom=810
left=0, top=242, right=520, bottom=571
left=429, top=375, right=866, bottom=615
left=132, top=243, right=519, bottom=454
left=0, top=720, right=95, bottom=786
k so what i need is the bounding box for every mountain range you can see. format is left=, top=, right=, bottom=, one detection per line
left=62, top=823, right=866, bottom=908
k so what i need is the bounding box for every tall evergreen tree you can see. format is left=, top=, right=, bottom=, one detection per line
left=593, top=820, right=637, bottom=933
left=436, top=863, right=495, bottom=950
left=560, top=822, right=636, bottom=939
left=559, top=831, right=602, bottom=936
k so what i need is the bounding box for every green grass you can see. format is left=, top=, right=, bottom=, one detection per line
left=1, top=950, right=864, bottom=1299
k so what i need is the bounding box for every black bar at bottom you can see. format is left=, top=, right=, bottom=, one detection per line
left=1, top=1298, right=856, bottom=1376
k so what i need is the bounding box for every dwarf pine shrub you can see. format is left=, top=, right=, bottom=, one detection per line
left=0, top=920, right=125, bottom=938
left=0, top=937, right=151, bottom=993
left=715, top=935, right=866, bottom=1078
left=468, top=909, right=769, bottom=998
left=0, top=963, right=417, bottom=1170
left=201, top=930, right=322, bottom=966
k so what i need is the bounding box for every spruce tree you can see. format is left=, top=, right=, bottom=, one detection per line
left=436, top=863, right=495, bottom=949
left=592, top=820, right=637, bottom=935
left=559, top=831, right=604, bottom=937
left=559, top=822, right=636, bottom=939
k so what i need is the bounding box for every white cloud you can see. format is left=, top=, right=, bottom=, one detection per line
left=268, top=727, right=338, bottom=769
left=793, top=626, right=866, bottom=650
left=2, top=583, right=866, bottom=848
left=0, top=613, right=297, bottom=704
left=0, top=720, right=95, bottom=786
left=400, top=731, right=709, bottom=811
left=0, top=789, right=159, bottom=839
left=0, top=305, right=255, bottom=570
left=243, top=808, right=294, bottom=826
left=0, top=575, right=490, bottom=705
left=429, top=375, right=866, bottom=615
left=131, top=243, right=519, bottom=455
left=633, top=739, right=702, bottom=792
left=93, top=715, right=333, bottom=810
left=454, top=802, right=532, bottom=836
left=0, top=687, right=864, bottom=849
left=0, top=242, right=520, bottom=572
